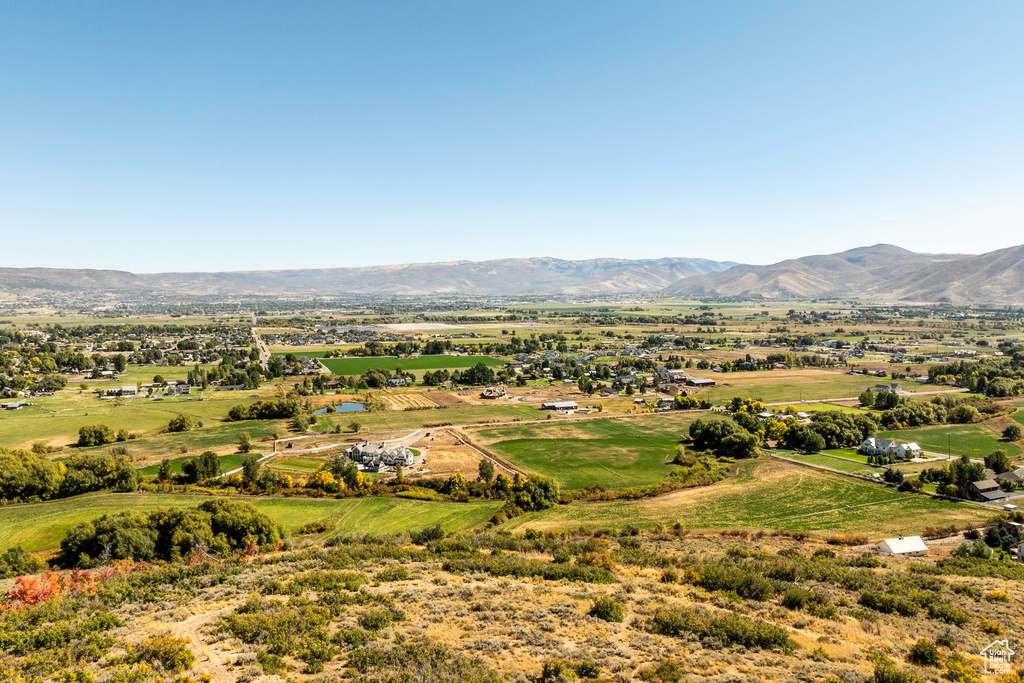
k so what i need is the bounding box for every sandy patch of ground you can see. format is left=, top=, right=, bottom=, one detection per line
left=407, top=429, right=485, bottom=480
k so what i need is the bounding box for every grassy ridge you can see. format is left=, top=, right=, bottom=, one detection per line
left=319, top=354, right=504, bottom=375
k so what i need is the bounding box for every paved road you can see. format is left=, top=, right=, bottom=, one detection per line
left=251, top=328, right=270, bottom=371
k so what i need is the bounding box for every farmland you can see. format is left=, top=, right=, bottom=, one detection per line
left=693, top=367, right=941, bottom=404
left=498, top=458, right=994, bottom=537
left=471, top=413, right=701, bottom=490
left=319, top=354, right=504, bottom=375
left=0, top=492, right=502, bottom=553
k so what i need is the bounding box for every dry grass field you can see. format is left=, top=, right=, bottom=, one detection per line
left=378, top=392, right=439, bottom=410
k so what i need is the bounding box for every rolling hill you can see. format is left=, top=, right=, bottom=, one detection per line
left=662, top=243, right=1024, bottom=304
left=0, top=256, right=736, bottom=299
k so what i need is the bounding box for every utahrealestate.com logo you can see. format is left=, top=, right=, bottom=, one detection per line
left=981, top=640, right=1015, bottom=675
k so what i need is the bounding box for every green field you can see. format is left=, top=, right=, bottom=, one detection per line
left=878, top=423, right=1021, bottom=459
left=0, top=493, right=503, bottom=552
left=270, top=457, right=325, bottom=473
left=696, top=368, right=937, bottom=405
left=472, top=414, right=701, bottom=490
left=498, top=459, right=993, bottom=537
left=1012, top=409, right=1024, bottom=427
left=783, top=452, right=876, bottom=474
left=319, top=354, right=504, bottom=376
left=0, top=386, right=280, bottom=451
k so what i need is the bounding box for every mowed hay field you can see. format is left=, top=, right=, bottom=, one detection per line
left=499, top=458, right=994, bottom=537
left=378, top=393, right=439, bottom=410
left=878, top=423, right=1022, bottom=459
left=470, top=413, right=702, bottom=490
left=320, top=354, right=504, bottom=375
left=0, top=492, right=503, bottom=553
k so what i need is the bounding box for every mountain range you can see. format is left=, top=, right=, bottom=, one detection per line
left=2, top=244, right=1023, bottom=303
left=662, top=243, right=1024, bottom=304
left=0, top=257, right=736, bottom=299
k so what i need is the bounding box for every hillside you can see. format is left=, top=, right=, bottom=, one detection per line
left=0, top=257, right=735, bottom=299
left=663, top=243, right=1024, bottom=304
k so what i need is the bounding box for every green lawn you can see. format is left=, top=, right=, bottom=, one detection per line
left=472, top=414, right=701, bottom=490
left=1012, top=409, right=1024, bottom=427
left=0, top=492, right=503, bottom=553
left=878, top=423, right=1021, bottom=459
left=498, top=459, right=993, bottom=537
left=270, top=457, right=325, bottom=473
left=319, top=355, right=504, bottom=376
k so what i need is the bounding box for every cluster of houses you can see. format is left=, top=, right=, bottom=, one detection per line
left=343, top=441, right=415, bottom=471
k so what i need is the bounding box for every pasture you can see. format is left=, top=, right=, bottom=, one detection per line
left=470, top=413, right=702, bottom=490
left=319, top=354, right=504, bottom=375
left=878, top=423, right=1021, bottom=459
left=695, top=368, right=938, bottom=404
left=0, top=386, right=279, bottom=451
left=498, top=458, right=993, bottom=537
left=0, top=492, right=502, bottom=553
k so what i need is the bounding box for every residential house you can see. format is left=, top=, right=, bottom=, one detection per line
left=480, top=386, right=507, bottom=399
left=871, top=383, right=903, bottom=393
left=970, top=479, right=1009, bottom=502
left=344, top=441, right=414, bottom=468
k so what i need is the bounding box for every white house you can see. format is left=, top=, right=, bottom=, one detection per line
left=859, top=437, right=920, bottom=460
left=895, top=442, right=921, bottom=459
left=876, top=535, right=928, bottom=557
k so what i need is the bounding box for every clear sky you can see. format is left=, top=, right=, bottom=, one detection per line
left=2, top=1, right=1022, bottom=272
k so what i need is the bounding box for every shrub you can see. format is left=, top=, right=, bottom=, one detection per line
left=410, top=523, right=445, bottom=544
left=357, top=608, right=392, bottom=632
left=944, top=653, right=981, bottom=683
left=927, top=602, right=970, bottom=626
left=874, top=657, right=924, bottom=683
left=649, top=606, right=793, bottom=653
left=257, top=650, right=287, bottom=676
left=125, top=634, right=195, bottom=672
left=859, top=590, right=919, bottom=617
left=588, top=596, right=624, bottom=623
left=0, top=545, right=46, bottom=579
left=377, top=566, right=409, bottom=582
left=908, top=640, right=940, bottom=666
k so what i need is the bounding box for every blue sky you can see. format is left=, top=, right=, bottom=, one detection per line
left=2, top=1, right=1022, bottom=272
